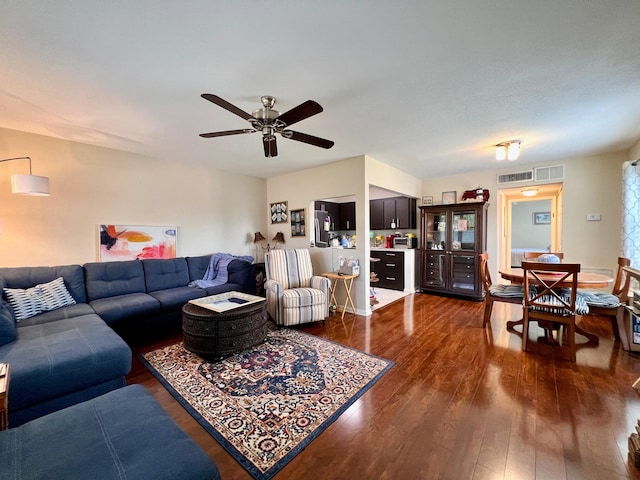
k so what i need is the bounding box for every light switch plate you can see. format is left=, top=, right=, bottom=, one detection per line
left=586, top=213, right=601, bottom=221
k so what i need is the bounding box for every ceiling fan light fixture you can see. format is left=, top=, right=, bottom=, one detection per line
left=495, top=144, right=507, bottom=161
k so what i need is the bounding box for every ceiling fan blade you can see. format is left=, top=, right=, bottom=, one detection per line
left=201, top=94, right=255, bottom=122
left=275, top=100, right=323, bottom=127
left=199, top=129, right=255, bottom=138
left=263, top=136, right=278, bottom=157
left=282, top=130, right=334, bottom=149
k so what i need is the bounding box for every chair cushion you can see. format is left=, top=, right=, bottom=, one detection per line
left=536, top=254, right=561, bottom=263
left=578, top=291, right=622, bottom=308
left=489, top=284, right=524, bottom=298
left=282, top=288, right=326, bottom=308
left=528, top=293, right=590, bottom=315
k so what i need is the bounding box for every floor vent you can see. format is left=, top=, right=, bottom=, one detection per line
left=535, top=164, right=565, bottom=182
left=497, top=170, right=533, bottom=184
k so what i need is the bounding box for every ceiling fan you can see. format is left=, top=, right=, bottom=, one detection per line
left=199, top=94, right=334, bottom=157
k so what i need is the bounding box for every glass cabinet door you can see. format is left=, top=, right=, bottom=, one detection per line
left=451, top=210, right=476, bottom=252
left=425, top=211, right=447, bottom=252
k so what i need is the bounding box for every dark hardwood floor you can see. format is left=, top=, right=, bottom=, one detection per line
left=127, top=293, right=640, bottom=480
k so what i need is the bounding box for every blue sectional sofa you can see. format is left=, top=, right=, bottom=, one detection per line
left=0, top=384, right=221, bottom=480
left=0, top=254, right=255, bottom=426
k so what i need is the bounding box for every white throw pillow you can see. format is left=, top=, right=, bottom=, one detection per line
left=3, top=277, right=76, bottom=321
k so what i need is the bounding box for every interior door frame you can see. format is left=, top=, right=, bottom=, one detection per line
left=497, top=182, right=564, bottom=274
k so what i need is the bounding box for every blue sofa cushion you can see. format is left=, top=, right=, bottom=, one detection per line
left=143, top=258, right=191, bottom=291
left=0, top=385, right=220, bottom=480
left=187, top=256, right=255, bottom=294
left=84, top=260, right=146, bottom=301
left=16, top=303, right=96, bottom=327
left=148, top=286, right=206, bottom=310
left=0, top=300, right=16, bottom=346
left=0, top=264, right=86, bottom=304
left=0, top=314, right=131, bottom=414
left=186, top=254, right=213, bottom=281
left=89, top=292, right=161, bottom=325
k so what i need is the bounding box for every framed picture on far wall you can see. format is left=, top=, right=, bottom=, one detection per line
left=290, top=208, right=306, bottom=237
left=422, top=196, right=433, bottom=206
left=533, top=212, right=551, bottom=225
left=270, top=201, right=288, bottom=224
left=442, top=191, right=456, bottom=205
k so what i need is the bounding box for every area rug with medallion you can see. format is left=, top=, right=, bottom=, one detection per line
left=140, top=328, right=393, bottom=480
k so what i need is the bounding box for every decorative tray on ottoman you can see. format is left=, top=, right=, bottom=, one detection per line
left=188, top=291, right=265, bottom=313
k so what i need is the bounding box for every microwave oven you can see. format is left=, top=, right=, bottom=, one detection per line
left=393, top=236, right=417, bottom=249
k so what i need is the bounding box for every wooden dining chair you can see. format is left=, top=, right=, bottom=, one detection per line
left=578, top=257, right=631, bottom=344
left=522, top=261, right=581, bottom=361
left=480, top=253, right=525, bottom=327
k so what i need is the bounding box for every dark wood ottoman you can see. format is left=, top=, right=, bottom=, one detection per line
left=182, top=293, right=269, bottom=360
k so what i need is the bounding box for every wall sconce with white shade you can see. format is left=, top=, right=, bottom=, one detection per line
left=495, top=140, right=521, bottom=161
left=0, top=156, right=50, bottom=196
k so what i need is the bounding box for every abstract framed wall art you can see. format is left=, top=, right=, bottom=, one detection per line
left=270, top=201, right=288, bottom=224
left=98, top=224, right=177, bottom=261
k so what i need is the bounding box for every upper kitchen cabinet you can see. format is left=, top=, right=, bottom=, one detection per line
left=370, top=196, right=417, bottom=230
left=339, top=202, right=356, bottom=230
left=314, top=200, right=340, bottom=231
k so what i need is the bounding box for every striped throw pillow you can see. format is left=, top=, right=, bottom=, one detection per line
left=3, top=277, right=76, bottom=321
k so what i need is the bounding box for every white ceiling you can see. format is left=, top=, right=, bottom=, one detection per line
left=1, top=1, right=640, bottom=179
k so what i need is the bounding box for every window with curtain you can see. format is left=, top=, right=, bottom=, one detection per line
left=622, top=160, right=640, bottom=272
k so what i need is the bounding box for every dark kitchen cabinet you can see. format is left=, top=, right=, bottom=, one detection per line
left=370, top=199, right=385, bottom=230
left=339, top=202, right=356, bottom=230
left=314, top=201, right=340, bottom=231
left=419, top=201, right=488, bottom=300
left=370, top=250, right=405, bottom=291
left=370, top=197, right=417, bottom=230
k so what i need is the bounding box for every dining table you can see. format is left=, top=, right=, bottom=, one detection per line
left=498, top=266, right=614, bottom=345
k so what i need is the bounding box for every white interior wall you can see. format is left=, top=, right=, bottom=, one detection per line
left=0, top=127, right=267, bottom=267
left=420, top=152, right=627, bottom=282
left=511, top=199, right=552, bottom=249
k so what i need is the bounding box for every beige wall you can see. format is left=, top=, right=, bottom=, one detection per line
left=420, top=151, right=628, bottom=280
left=266, top=155, right=424, bottom=316
left=0, top=127, right=267, bottom=267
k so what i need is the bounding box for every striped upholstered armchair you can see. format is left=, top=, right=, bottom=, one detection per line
left=264, top=249, right=330, bottom=326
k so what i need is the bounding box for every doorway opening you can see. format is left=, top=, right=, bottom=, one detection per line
left=497, top=183, right=564, bottom=272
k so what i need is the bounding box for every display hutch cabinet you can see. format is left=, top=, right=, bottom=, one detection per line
left=419, top=201, right=488, bottom=300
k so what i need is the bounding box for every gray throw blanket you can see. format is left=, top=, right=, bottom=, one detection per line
left=188, top=253, right=254, bottom=288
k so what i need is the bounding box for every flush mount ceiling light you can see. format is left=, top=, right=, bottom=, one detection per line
left=0, top=156, right=50, bottom=196
left=521, top=188, right=538, bottom=197
left=495, top=140, right=521, bottom=161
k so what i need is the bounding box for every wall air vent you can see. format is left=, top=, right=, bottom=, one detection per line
left=496, top=170, right=533, bottom=184
left=535, top=164, right=565, bottom=182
